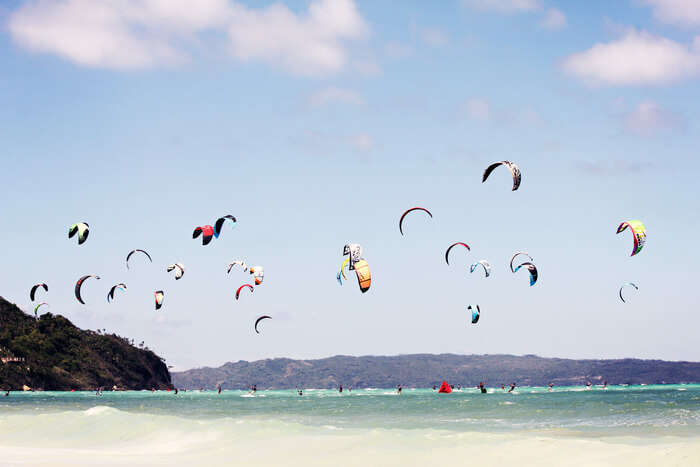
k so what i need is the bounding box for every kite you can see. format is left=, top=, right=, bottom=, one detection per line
left=510, top=252, right=533, bottom=273
left=75, top=275, right=101, bottom=304
left=30, top=283, right=48, bottom=302
left=126, top=249, right=152, bottom=269
left=154, top=290, right=164, bottom=310
left=399, top=207, right=433, bottom=235
left=469, top=305, right=480, bottom=324
left=619, top=282, right=639, bottom=303
left=68, top=222, right=90, bottom=245
left=482, top=161, right=521, bottom=191
left=254, top=315, right=271, bottom=334
left=167, top=263, right=185, bottom=280
left=227, top=261, right=248, bottom=273
left=214, top=215, right=237, bottom=238
left=33, top=302, right=49, bottom=320
left=616, top=220, right=646, bottom=256
left=354, top=260, right=372, bottom=293
left=193, top=225, right=214, bottom=246
left=470, top=260, right=491, bottom=278
left=514, top=262, right=538, bottom=286
left=445, top=242, right=470, bottom=265
left=343, top=243, right=363, bottom=270
left=250, top=266, right=264, bottom=286
left=236, top=284, right=254, bottom=300
left=107, top=283, right=127, bottom=303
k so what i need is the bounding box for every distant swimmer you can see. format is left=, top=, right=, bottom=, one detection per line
left=479, top=382, right=487, bottom=394
left=339, top=384, right=343, bottom=393
left=548, top=383, right=554, bottom=391
left=397, top=384, right=402, bottom=394
left=508, top=383, right=516, bottom=393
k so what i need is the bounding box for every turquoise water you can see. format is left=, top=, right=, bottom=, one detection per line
left=2, top=385, right=699, bottom=465
left=3, top=384, right=699, bottom=436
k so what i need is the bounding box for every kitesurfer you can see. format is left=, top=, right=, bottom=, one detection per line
left=602, top=381, right=607, bottom=389
left=432, top=385, right=437, bottom=391
left=479, top=382, right=486, bottom=393
left=586, top=381, right=592, bottom=390
left=397, top=384, right=402, bottom=394
left=298, top=389, right=303, bottom=396
left=548, top=383, right=554, bottom=391
left=3, top=390, right=8, bottom=397
left=501, top=384, right=505, bottom=391
left=174, top=388, right=178, bottom=395
left=339, top=384, right=343, bottom=393
left=508, top=383, right=516, bottom=393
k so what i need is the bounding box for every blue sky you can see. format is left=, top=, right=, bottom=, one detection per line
left=1, top=0, right=699, bottom=370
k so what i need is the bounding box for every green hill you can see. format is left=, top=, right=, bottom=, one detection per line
left=0, top=296, right=171, bottom=391
left=172, top=354, right=700, bottom=390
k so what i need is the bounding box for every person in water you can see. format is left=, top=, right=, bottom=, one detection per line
left=174, top=388, right=178, bottom=395
left=397, top=384, right=402, bottom=394
left=252, top=384, right=257, bottom=393
left=602, top=381, right=607, bottom=389
left=432, top=385, right=437, bottom=391
left=501, top=384, right=505, bottom=391
left=339, top=384, right=343, bottom=393
left=478, top=382, right=486, bottom=393
left=4, top=390, right=9, bottom=397
left=548, top=383, right=554, bottom=391
left=298, top=389, right=303, bottom=396
left=508, top=383, right=516, bottom=393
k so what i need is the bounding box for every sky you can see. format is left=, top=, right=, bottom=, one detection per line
left=1, top=0, right=699, bottom=370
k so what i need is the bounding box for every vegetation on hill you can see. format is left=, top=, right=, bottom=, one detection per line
left=0, top=296, right=171, bottom=390
left=172, top=353, right=700, bottom=390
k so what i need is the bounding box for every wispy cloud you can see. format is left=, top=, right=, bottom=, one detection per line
left=641, top=0, right=700, bottom=27
left=8, top=0, right=369, bottom=76
left=349, top=133, right=374, bottom=152
left=461, top=0, right=566, bottom=30
left=307, top=86, right=365, bottom=108
left=622, top=100, right=684, bottom=135
left=461, top=0, right=541, bottom=14
left=459, top=97, right=542, bottom=126
left=540, top=8, right=567, bottom=30
left=562, top=29, right=700, bottom=85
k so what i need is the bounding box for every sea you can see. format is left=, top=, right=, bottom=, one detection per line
left=1, top=384, right=699, bottom=466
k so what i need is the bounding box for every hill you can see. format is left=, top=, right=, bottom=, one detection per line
left=172, top=354, right=700, bottom=389
left=0, top=296, right=171, bottom=391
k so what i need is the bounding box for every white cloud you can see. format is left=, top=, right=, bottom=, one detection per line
left=307, top=86, right=365, bottom=107
left=562, top=29, right=700, bottom=85
left=421, top=27, right=449, bottom=47
left=460, top=97, right=542, bottom=126
left=8, top=0, right=369, bottom=75
left=227, top=0, right=368, bottom=76
left=642, top=0, right=700, bottom=27
left=541, top=8, right=567, bottom=30
left=623, top=100, right=682, bottom=134
left=349, top=133, right=374, bottom=151
left=461, top=0, right=541, bottom=13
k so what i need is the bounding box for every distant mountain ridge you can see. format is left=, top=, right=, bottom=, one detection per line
left=172, top=354, right=700, bottom=390
left=0, top=296, right=172, bottom=390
